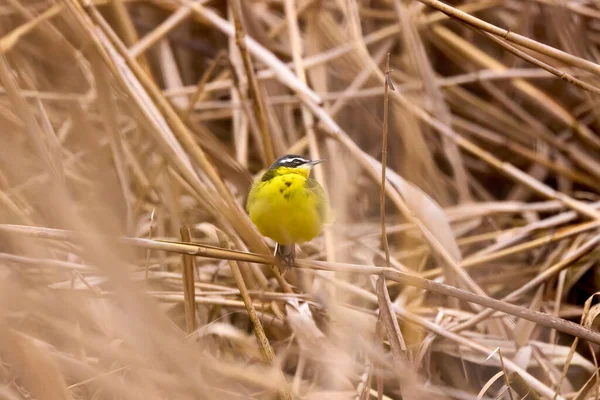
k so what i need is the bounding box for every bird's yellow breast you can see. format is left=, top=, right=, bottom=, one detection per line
left=246, top=172, right=327, bottom=245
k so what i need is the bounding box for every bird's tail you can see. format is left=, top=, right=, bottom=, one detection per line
left=274, top=243, right=295, bottom=276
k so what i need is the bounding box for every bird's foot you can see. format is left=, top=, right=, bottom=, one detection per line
left=274, top=243, right=295, bottom=276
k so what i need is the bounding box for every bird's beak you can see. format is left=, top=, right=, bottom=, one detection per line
left=305, top=159, right=325, bottom=168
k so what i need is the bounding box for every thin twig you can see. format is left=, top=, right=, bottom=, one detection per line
left=229, top=0, right=276, bottom=165
left=380, top=53, right=393, bottom=269
left=180, top=225, right=197, bottom=333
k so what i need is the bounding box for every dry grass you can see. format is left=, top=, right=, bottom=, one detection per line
left=2, top=0, right=600, bottom=398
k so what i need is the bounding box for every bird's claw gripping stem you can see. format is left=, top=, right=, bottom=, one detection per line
left=274, top=243, right=295, bottom=276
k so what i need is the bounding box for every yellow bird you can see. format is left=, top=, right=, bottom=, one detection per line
left=246, top=154, right=330, bottom=272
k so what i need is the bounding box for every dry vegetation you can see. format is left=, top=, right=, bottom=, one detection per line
left=4, top=0, right=600, bottom=399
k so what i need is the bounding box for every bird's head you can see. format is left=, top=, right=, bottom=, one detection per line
left=267, top=154, right=324, bottom=178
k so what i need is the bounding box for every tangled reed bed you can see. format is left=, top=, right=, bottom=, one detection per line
left=2, top=0, right=600, bottom=398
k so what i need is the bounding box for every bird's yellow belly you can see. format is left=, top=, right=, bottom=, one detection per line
left=247, top=175, right=323, bottom=245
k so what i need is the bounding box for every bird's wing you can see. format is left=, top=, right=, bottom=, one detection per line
left=305, top=179, right=332, bottom=223
left=246, top=181, right=261, bottom=212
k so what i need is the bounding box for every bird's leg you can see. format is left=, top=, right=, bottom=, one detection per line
left=275, top=243, right=295, bottom=276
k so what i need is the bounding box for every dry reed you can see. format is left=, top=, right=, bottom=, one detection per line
left=1, top=0, right=600, bottom=399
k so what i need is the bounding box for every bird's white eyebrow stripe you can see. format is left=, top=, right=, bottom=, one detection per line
left=280, top=157, right=307, bottom=164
